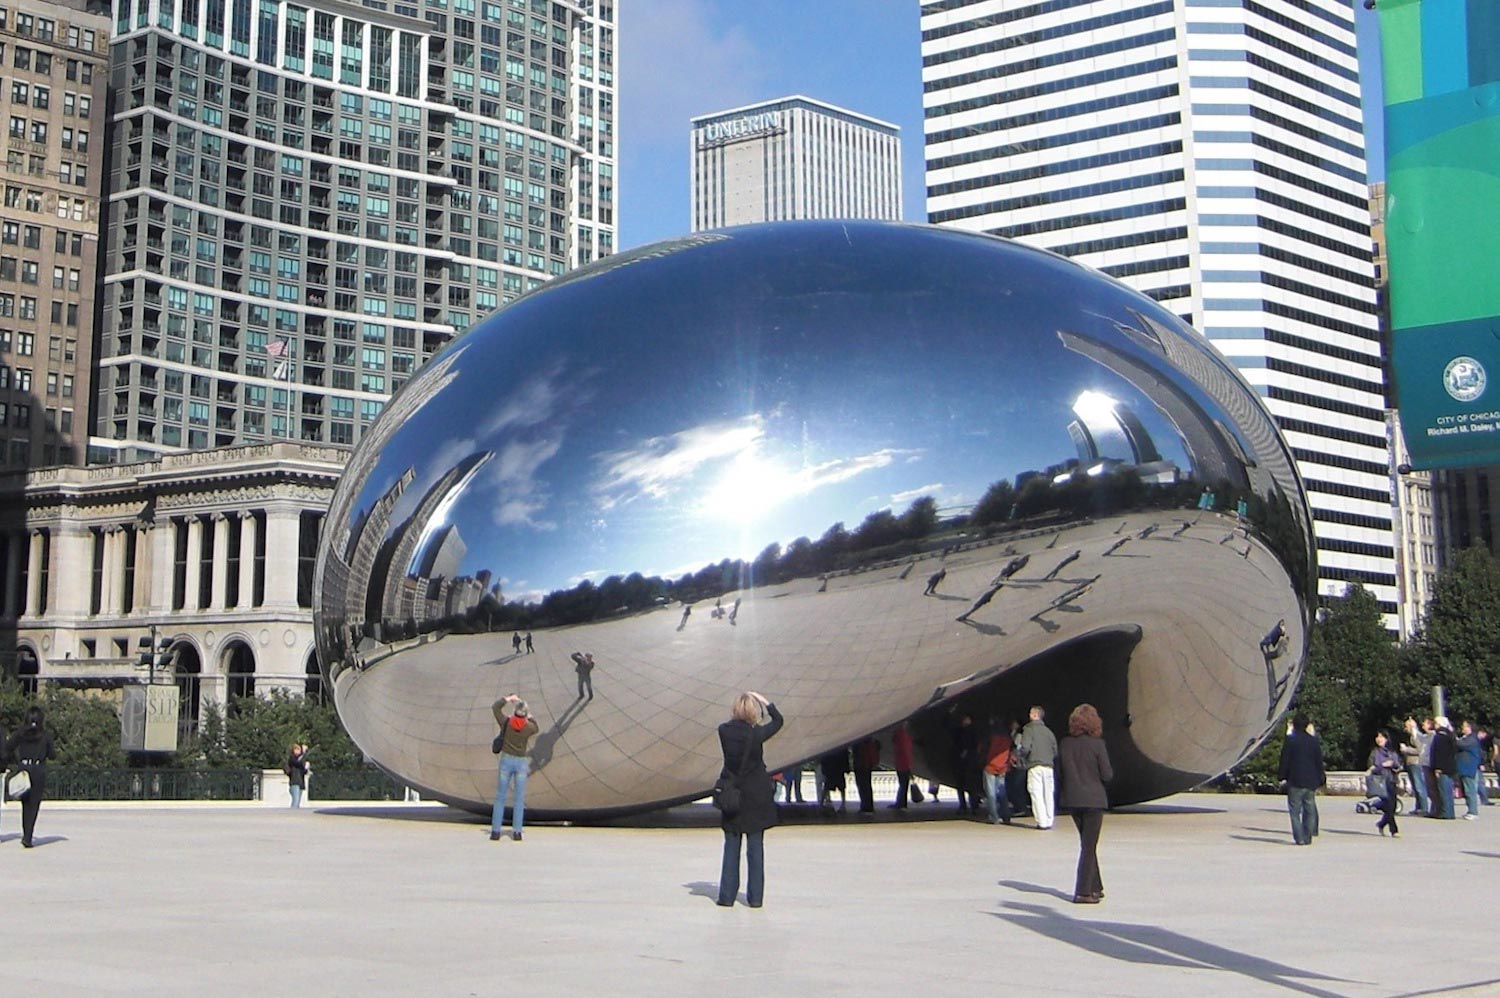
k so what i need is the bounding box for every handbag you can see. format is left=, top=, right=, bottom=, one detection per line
left=711, top=729, right=757, bottom=818
left=5, top=768, right=31, bottom=801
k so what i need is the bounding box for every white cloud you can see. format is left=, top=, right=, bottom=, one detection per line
left=891, top=483, right=944, bottom=506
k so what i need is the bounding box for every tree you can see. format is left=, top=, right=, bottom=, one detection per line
left=898, top=495, right=939, bottom=539
left=970, top=479, right=1016, bottom=526
left=1288, top=584, right=1401, bottom=769
left=179, top=689, right=364, bottom=771
left=0, top=683, right=129, bottom=768
left=1409, top=546, right=1500, bottom=727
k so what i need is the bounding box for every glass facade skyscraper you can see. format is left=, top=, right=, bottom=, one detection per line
left=921, top=0, right=1396, bottom=621
left=94, top=0, right=614, bottom=461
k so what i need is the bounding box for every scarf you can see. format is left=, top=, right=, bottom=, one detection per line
left=509, top=714, right=528, bottom=731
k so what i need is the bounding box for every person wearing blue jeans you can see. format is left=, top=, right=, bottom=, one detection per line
left=286, top=743, right=310, bottom=809
left=1278, top=713, right=1324, bottom=845
left=490, top=694, right=540, bottom=841
left=716, top=691, right=784, bottom=908
left=1401, top=718, right=1431, bottom=816
left=1430, top=717, right=1458, bottom=819
left=1456, top=720, right=1483, bottom=819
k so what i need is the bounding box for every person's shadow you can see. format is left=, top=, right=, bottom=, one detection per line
left=999, top=879, right=1074, bottom=902
left=530, top=698, right=588, bottom=773
left=683, top=881, right=721, bottom=903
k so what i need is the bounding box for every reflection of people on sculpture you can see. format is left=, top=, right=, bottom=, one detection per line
left=1136, top=523, right=1158, bottom=540
left=852, top=736, right=880, bottom=814
left=525, top=631, right=534, bottom=654
left=1172, top=520, right=1192, bottom=537
left=1260, top=619, right=1286, bottom=659
left=511, top=631, right=522, bottom=655
left=571, top=651, right=595, bottom=700
left=923, top=567, right=947, bottom=595
left=715, top=691, right=783, bottom=908
left=817, top=576, right=828, bottom=593
left=490, top=695, right=539, bottom=842
left=993, top=553, right=1029, bottom=585
left=1102, top=536, right=1130, bottom=557
left=956, top=582, right=1004, bottom=624
left=897, top=559, right=916, bottom=580
left=1043, top=551, right=1079, bottom=580
left=678, top=604, right=691, bottom=630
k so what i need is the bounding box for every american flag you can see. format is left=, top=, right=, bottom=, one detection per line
left=265, top=337, right=289, bottom=359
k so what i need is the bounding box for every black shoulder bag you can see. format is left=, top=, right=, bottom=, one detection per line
left=711, top=728, right=756, bottom=818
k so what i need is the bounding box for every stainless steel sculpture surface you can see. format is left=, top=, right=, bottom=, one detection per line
left=313, top=221, right=1315, bottom=815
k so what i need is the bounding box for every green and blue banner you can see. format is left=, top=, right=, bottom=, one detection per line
left=1381, top=0, right=1500, bottom=468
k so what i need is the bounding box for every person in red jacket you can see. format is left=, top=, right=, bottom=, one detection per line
left=983, top=721, right=1014, bottom=825
left=889, top=722, right=915, bottom=809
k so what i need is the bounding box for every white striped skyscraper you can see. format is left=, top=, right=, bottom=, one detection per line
left=921, top=0, right=1394, bottom=620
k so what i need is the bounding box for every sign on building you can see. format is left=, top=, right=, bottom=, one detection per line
left=121, top=684, right=181, bottom=752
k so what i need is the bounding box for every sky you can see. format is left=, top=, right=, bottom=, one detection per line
left=616, top=0, right=1387, bottom=252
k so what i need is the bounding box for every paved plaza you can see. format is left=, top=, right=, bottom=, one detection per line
left=6, top=792, right=1498, bottom=997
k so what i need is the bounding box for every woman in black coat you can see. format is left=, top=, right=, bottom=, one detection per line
left=716, top=690, right=783, bottom=908
left=1057, top=703, right=1112, bottom=904
left=5, top=705, right=56, bottom=848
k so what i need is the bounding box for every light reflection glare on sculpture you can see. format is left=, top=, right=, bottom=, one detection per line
left=313, top=221, right=1316, bottom=817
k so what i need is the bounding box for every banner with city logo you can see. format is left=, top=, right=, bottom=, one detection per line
left=1380, top=0, right=1500, bottom=468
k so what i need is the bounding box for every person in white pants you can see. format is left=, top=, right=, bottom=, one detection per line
left=1017, top=706, right=1059, bottom=829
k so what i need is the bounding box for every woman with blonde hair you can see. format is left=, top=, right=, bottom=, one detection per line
left=715, top=690, right=784, bottom=908
left=1057, top=703, right=1112, bottom=903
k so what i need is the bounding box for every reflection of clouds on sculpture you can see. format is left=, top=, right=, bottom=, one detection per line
left=890, top=482, right=946, bottom=507
left=592, top=414, right=765, bottom=509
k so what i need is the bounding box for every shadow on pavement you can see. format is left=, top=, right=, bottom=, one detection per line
left=1112, top=802, right=1225, bottom=815
left=999, top=879, right=1074, bottom=902
left=682, top=881, right=719, bottom=902
left=1228, top=833, right=1289, bottom=846
left=990, top=900, right=1362, bottom=997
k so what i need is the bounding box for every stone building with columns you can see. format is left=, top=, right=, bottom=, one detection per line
left=0, top=441, right=343, bottom=732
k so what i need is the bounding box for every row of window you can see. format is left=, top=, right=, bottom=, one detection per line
left=0, top=258, right=82, bottom=289
left=989, top=197, right=1187, bottom=241
left=923, top=1, right=1171, bottom=69
left=920, top=0, right=1097, bottom=43
left=930, top=168, right=1184, bottom=224
left=924, top=28, right=1176, bottom=95
left=0, top=330, right=76, bottom=361
left=928, top=83, right=1179, bottom=152
left=926, top=55, right=1177, bottom=121
left=929, top=111, right=1181, bottom=173
left=0, top=8, right=99, bottom=50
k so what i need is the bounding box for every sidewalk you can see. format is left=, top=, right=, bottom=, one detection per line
left=6, top=792, right=1497, bottom=996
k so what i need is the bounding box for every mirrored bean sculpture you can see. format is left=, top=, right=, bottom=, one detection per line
left=314, top=221, right=1314, bottom=815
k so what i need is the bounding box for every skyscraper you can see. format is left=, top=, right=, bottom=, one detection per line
left=920, top=0, right=1395, bottom=621
left=93, top=0, right=614, bottom=462
left=690, top=95, right=901, bottom=231
left=0, top=0, right=110, bottom=470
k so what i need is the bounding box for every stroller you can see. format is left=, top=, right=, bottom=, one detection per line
left=1354, top=772, right=1403, bottom=814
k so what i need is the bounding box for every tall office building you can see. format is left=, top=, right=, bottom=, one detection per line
left=0, top=0, right=110, bottom=470
left=690, top=95, right=900, bottom=231
left=93, top=0, right=614, bottom=462
left=920, top=0, right=1396, bottom=621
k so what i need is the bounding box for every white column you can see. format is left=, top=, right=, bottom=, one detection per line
left=210, top=513, right=230, bottom=610
left=24, top=529, right=44, bottom=617
left=238, top=512, right=258, bottom=608
left=262, top=502, right=301, bottom=608
left=99, top=528, right=117, bottom=616
left=133, top=523, right=155, bottom=612
left=185, top=517, right=204, bottom=610
left=112, top=527, right=130, bottom=615
left=150, top=519, right=175, bottom=612
left=50, top=525, right=92, bottom=618
left=3, top=530, right=21, bottom=618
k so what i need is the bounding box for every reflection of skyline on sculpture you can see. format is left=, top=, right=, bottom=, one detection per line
left=313, top=221, right=1315, bottom=816
left=332, top=306, right=1198, bottom=602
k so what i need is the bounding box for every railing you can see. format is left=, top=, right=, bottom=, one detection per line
left=49, top=767, right=262, bottom=801
left=306, top=769, right=410, bottom=801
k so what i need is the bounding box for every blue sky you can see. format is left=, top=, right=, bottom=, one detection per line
left=617, top=0, right=1386, bottom=252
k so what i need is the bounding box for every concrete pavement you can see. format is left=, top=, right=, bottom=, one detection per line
left=5, top=792, right=1498, bottom=996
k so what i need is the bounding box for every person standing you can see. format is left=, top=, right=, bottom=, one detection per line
left=952, top=713, right=979, bottom=814
left=1017, top=706, right=1059, bottom=829
left=511, top=631, right=522, bottom=655
left=1277, top=713, right=1325, bottom=844
left=1058, top=704, right=1113, bottom=903
left=982, top=721, right=1014, bottom=825
left=1400, top=718, right=1430, bottom=817
left=1430, top=717, right=1458, bottom=820
left=524, top=631, right=534, bottom=654
left=1455, top=720, right=1482, bottom=820
left=5, top=706, right=55, bottom=848
left=1368, top=731, right=1402, bottom=837
left=851, top=736, right=879, bottom=814
left=923, top=567, right=946, bottom=596
left=716, top=691, right=784, bottom=908
left=889, top=722, right=914, bottom=810
left=571, top=651, right=596, bottom=700
left=286, top=742, right=311, bottom=808
left=490, top=694, right=540, bottom=841
left=818, top=746, right=849, bottom=814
